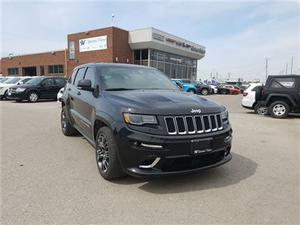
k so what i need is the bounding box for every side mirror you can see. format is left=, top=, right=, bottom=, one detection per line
left=78, top=79, right=93, bottom=91
left=18, top=81, right=24, bottom=85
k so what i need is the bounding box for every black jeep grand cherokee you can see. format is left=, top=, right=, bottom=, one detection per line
left=61, top=63, right=232, bottom=180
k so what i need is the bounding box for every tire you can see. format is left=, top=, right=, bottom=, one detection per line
left=201, top=88, right=209, bottom=95
left=254, top=104, right=268, bottom=115
left=269, top=101, right=290, bottom=118
left=187, top=89, right=195, bottom=94
left=61, top=107, right=78, bottom=136
left=27, top=91, right=39, bottom=103
left=95, top=127, right=125, bottom=180
left=16, top=100, right=22, bottom=103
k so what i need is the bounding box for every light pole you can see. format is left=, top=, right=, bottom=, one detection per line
left=265, top=58, right=269, bottom=81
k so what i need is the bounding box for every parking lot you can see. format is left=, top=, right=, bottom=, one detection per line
left=1, top=95, right=299, bottom=225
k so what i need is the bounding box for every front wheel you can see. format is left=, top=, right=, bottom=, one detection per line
left=269, top=101, right=290, bottom=118
left=201, top=88, right=209, bottom=95
left=95, top=127, right=125, bottom=180
left=28, top=92, right=39, bottom=103
left=187, top=89, right=195, bottom=94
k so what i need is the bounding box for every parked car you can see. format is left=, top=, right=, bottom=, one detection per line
left=172, top=79, right=212, bottom=95
left=7, top=76, right=67, bottom=102
left=61, top=63, right=232, bottom=180
left=0, top=77, right=10, bottom=83
left=209, top=84, right=218, bottom=94
left=0, top=77, right=32, bottom=100
left=57, top=87, right=65, bottom=102
left=218, top=85, right=240, bottom=95
left=255, top=75, right=300, bottom=118
left=239, top=84, right=250, bottom=94
left=241, top=83, right=264, bottom=113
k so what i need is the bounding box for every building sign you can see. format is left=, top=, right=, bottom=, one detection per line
left=69, top=41, right=75, bottom=59
left=152, top=32, right=205, bottom=55
left=79, top=35, right=107, bottom=52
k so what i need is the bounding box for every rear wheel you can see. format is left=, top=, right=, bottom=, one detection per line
left=95, top=127, right=125, bottom=180
left=201, top=88, right=209, bottom=95
left=254, top=104, right=268, bottom=115
left=28, top=92, right=39, bottom=103
left=269, top=101, right=290, bottom=118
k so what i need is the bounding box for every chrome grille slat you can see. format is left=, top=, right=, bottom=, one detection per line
left=164, top=114, right=223, bottom=135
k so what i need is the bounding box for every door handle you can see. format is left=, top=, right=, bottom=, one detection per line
left=70, top=96, right=74, bottom=101
left=77, top=91, right=81, bottom=95
left=68, top=88, right=71, bottom=91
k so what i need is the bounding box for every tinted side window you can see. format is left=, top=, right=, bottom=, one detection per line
left=84, top=68, right=96, bottom=87
left=68, top=70, right=77, bottom=84
left=42, top=79, right=54, bottom=87
left=74, top=68, right=86, bottom=86
left=275, top=78, right=295, bottom=88
left=55, top=78, right=66, bottom=86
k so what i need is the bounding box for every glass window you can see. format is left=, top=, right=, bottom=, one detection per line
left=271, top=78, right=296, bottom=88
left=42, top=79, right=54, bottom=87
left=141, top=49, right=148, bottom=59
left=84, top=68, right=96, bottom=87
left=134, top=50, right=140, bottom=60
left=48, top=65, right=64, bottom=74
left=74, top=68, right=86, bottom=86
left=101, top=67, right=177, bottom=90
left=55, top=78, right=66, bottom=86
left=8, top=68, right=19, bottom=75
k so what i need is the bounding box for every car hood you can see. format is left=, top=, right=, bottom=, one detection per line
left=0, top=83, right=17, bottom=88
left=104, top=90, right=225, bottom=115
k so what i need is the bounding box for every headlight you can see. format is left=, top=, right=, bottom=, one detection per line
left=221, top=110, right=229, bottom=120
left=16, top=88, right=26, bottom=92
left=123, top=113, right=157, bottom=125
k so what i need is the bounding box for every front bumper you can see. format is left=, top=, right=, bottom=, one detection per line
left=6, top=92, right=27, bottom=100
left=115, top=125, right=233, bottom=177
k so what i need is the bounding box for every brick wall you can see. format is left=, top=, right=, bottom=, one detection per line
left=1, top=50, right=66, bottom=76
left=1, top=27, right=133, bottom=77
left=67, top=27, right=132, bottom=75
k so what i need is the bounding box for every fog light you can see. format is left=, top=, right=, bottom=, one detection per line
left=140, top=143, right=163, bottom=149
left=224, top=135, right=232, bottom=143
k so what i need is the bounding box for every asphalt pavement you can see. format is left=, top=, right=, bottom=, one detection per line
left=1, top=95, right=299, bottom=225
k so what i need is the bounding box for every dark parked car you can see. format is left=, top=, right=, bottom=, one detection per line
left=256, top=75, right=300, bottom=118
left=61, top=63, right=232, bottom=180
left=7, top=76, right=67, bottom=102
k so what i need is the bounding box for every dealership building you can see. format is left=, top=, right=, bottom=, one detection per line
left=1, top=27, right=205, bottom=79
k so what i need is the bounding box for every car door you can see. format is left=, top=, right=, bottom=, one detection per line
left=39, top=78, right=57, bottom=99
left=68, top=67, right=92, bottom=137
left=72, top=67, right=97, bottom=140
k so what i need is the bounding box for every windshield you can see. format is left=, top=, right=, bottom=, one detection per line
left=0, top=78, right=9, bottom=83
left=101, top=67, right=178, bottom=91
left=25, top=77, right=44, bottom=85
left=4, top=78, right=21, bottom=84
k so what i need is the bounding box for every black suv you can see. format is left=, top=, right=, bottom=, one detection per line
left=61, top=63, right=232, bottom=180
left=7, top=76, right=66, bottom=102
left=256, top=75, right=300, bottom=118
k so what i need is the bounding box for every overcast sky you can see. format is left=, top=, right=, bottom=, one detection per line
left=1, top=0, right=299, bottom=81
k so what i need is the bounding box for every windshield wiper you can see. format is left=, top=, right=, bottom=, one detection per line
left=105, top=88, right=138, bottom=91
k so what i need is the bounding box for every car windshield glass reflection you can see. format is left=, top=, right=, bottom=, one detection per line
left=101, top=67, right=178, bottom=91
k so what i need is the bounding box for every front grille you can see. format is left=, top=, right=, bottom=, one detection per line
left=164, top=114, right=223, bottom=135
